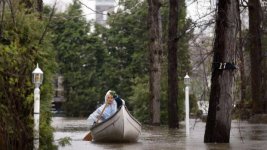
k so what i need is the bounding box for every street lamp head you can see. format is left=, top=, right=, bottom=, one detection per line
left=184, top=73, right=190, bottom=86
left=32, top=63, right=43, bottom=86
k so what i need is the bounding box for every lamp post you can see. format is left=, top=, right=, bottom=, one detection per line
left=32, top=64, right=43, bottom=150
left=184, top=73, right=190, bottom=136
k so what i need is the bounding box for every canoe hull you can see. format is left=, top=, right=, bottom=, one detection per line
left=90, top=105, right=141, bottom=142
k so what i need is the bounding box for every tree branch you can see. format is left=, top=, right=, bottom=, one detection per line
left=38, top=1, right=56, bottom=44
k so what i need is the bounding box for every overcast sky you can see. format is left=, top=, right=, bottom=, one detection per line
left=43, top=0, right=96, bottom=20
left=43, top=0, right=218, bottom=35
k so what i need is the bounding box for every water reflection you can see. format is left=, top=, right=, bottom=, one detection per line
left=52, top=117, right=267, bottom=150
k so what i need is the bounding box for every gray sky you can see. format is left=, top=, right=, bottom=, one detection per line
left=43, top=0, right=218, bottom=35
left=43, top=0, right=215, bottom=22
left=43, top=0, right=96, bottom=20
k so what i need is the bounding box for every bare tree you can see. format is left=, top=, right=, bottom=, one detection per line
left=167, top=0, right=179, bottom=128
left=204, top=0, right=239, bottom=143
left=147, top=0, right=163, bottom=125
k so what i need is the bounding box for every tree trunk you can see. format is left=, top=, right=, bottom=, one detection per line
left=37, top=0, right=43, bottom=19
left=261, top=2, right=267, bottom=113
left=237, top=4, right=246, bottom=108
left=0, top=0, right=5, bottom=36
left=239, top=39, right=246, bottom=105
left=248, top=0, right=264, bottom=114
left=167, top=0, right=179, bottom=128
left=147, top=0, right=163, bottom=125
left=204, top=0, right=239, bottom=143
left=264, top=55, right=267, bottom=113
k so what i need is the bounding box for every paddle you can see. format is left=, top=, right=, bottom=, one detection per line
left=83, top=102, right=108, bottom=141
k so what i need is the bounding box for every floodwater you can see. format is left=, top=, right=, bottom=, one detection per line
left=52, top=117, right=267, bottom=150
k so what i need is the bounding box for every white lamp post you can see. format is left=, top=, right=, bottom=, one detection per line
left=184, top=73, right=190, bottom=136
left=32, top=63, right=43, bottom=150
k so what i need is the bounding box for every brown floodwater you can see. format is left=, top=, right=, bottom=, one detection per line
left=52, top=117, right=267, bottom=150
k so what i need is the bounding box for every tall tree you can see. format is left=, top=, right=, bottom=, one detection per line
left=103, top=0, right=192, bottom=124
left=51, top=1, right=108, bottom=116
left=167, top=0, right=179, bottom=128
left=0, top=6, right=56, bottom=150
left=101, top=0, right=149, bottom=99
left=147, top=0, right=163, bottom=125
left=236, top=1, right=247, bottom=111
left=262, top=0, right=267, bottom=113
left=249, top=0, right=265, bottom=113
left=237, top=33, right=246, bottom=107
left=204, top=0, right=239, bottom=143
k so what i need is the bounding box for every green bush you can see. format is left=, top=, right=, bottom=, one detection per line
left=0, top=8, right=56, bottom=149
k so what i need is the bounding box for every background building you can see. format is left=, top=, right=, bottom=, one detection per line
left=52, top=75, right=65, bottom=113
left=95, top=0, right=115, bottom=26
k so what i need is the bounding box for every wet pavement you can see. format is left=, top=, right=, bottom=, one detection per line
left=52, top=117, right=267, bottom=150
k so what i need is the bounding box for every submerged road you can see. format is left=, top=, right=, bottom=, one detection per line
left=52, top=117, right=267, bottom=150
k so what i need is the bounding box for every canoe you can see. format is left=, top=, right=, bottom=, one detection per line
left=90, top=104, right=141, bottom=142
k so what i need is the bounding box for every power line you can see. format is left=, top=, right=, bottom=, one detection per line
left=76, top=0, right=103, bottom=15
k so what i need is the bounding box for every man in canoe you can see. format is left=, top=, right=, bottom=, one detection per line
left=87, top=90, right=124, bottom=129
